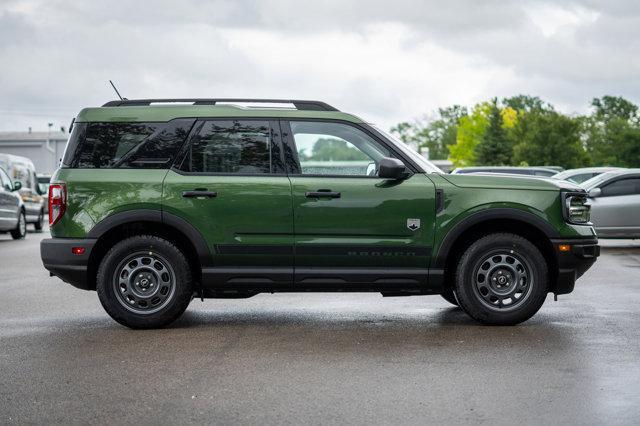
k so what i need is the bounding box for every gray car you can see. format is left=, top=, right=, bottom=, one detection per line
left=553, top=167, right=622, bottom=184
left=0, top=166, right=27, bottom=239
left=582, top=169, right=640, bottom=238
left=451, top=166, right=558, bottom=177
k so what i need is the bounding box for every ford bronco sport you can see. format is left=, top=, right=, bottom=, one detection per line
left=40, top=98, right=600, bottom=328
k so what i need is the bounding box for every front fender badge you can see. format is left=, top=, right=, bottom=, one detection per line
left=407, top=218, right=420, bottom=231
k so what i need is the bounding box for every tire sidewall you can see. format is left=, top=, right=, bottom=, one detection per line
left=11, top=211, right=26, bottom=239
left=97, top=236, right=193, bottom=329
left=34, top=210, right=44, bottom=231
left=454, top=233, right=548, bottom=325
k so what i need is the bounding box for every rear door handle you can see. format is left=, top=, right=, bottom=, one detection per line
left=305, top=189, right=341, bottom=199
left=182, top=190, right=218, bottom=198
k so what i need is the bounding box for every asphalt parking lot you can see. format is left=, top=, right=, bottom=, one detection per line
left=1, top=229, right=639, bottom=425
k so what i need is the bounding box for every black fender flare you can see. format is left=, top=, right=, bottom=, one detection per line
left=433, top=208, right=559, bottom=269
left=87, top=209, right=212, bottom=267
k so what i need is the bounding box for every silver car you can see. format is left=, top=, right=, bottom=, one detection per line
left=450, top=166, right=558, bottom=177
left=553, top=167, right=622, bottom=184
left=582, top=169, right=640, bottom=238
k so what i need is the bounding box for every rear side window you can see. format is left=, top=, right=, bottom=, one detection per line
left=179, top=120, right=275, bottom=174
left=62, top=119, right=195, bottom=169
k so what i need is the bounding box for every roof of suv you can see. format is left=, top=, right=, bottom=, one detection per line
left=76, top=99, right=365, bottom=124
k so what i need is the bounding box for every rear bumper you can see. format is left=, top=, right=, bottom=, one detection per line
left=41, top=238, right=96, bottom=290
left=551, top=238, right=600, bottom=295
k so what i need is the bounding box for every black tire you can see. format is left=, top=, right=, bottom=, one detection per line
left=96, top=235, right=194, bottom=329
left=454, top=233, right=548, bottom=325
left=34, top=209, right=44, bottom=232
left=440, top=287, right=459, bottom=306
left=10, top=210, right=26, bottom=240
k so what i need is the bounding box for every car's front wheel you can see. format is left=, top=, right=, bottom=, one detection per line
left=454, top=233, right=548, bottom=325
left=96, top=235, right=194, bottom=329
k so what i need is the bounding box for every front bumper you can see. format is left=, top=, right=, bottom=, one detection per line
left=41, top=238, right=96, bottom=290
left=551, top=238, right=600, bottom=295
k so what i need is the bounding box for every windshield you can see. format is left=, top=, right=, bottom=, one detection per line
left=371, top=126, right=443, bottom=174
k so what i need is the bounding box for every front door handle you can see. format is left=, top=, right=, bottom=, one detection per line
left=182, top=189, right=218, bottom=198
left=305, top=189, right=341, bottom=199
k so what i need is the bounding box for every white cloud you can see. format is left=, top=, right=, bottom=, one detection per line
left=526, top=3, right=600, bottom=37
left=0, top=0, right=639, bottom=132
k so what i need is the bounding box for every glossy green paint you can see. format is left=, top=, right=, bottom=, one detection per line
left=50, top=168, right=166, bottom=238
left=429, top=173, right=596, bottom=262
left=75, top=105, right=364, bottom=125
left=162, top=170, right=293, bottom=267
left=52, top=106, right=597, bottom=279
left=290, top=174, right=436, bottom=267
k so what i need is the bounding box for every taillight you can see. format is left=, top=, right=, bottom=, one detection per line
left=49, top=183, right=67, bottom=226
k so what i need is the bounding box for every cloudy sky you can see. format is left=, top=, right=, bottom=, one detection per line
left=1, top=0, right=639, bottom=132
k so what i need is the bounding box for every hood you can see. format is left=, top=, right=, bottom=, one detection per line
left=441, top=173, right=584, bottom=192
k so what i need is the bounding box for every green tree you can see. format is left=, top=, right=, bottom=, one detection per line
left=390, top=106, right=467, bottom=159
left=581, top=96, right=640, bottom=166
left=502, top=95, right=553, bottom=113
left=591, top=96, right=639, bottom=124
left=475, top=99, right=512, bottom=165
left=513, top=112, right=588, bottom=169
left=449, top=102, right=492, bottom=167
left=414, top=105, right=467, bottom=159
left=306, top=138, right=367, bottom=161
left=389, top=122, right=414, bottom=145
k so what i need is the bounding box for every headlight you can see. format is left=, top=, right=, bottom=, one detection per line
left=562, top=192, right=590, bottom=224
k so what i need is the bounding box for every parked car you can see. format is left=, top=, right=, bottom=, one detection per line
left=581, top=169, right=640, bottom=238
left=41, top=98, right=599, bottom=328
left=553, top=167, right=622, bottom=184
left=451, top=166, right=558, bottom=177
left=0, top=166, right=26, bottom=239
left=0, top=154, right=46, bottom=231
left=543, top=166, right=565, bottom=172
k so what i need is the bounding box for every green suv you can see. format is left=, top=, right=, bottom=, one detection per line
left=40, top=98, right=599, bottom=328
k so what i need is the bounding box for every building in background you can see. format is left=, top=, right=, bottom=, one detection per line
left=0, top=130, right=68, bottom=175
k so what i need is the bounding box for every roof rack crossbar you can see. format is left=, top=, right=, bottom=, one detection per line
left=101, top=98, right=339, bottom=111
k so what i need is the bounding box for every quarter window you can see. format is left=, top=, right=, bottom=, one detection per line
left=63, top=120, right=194, bottom=169
left=289, top=121, right=393, bottom=176
left=70, top=123, right=160, bottom=168
left=180, top=121, right=273, bottom=174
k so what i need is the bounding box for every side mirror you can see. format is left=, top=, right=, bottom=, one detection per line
left=378, top=157, right=408, bottom=180
left=37, top=183, right=47, bottom=195
left=12, top=181, right=22, bottom=191
left=588, top=188, right=601, bottom=198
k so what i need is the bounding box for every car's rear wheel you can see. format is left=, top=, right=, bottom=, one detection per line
left=97, top=235, right=194, bottom=329
left=454, top=233, right=548, bottom=325
left=10, top=210, right=26, bottom=240
left=34, top=209, right=44, bottom=232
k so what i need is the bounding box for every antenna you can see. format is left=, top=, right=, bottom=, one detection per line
left=109, top=80, right=125, bottom=100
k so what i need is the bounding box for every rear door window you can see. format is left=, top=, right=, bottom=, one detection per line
left=178, top=120, right=281, bottom=174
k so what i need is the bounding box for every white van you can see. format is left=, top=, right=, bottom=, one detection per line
left=0, top=154, right=46, bottom=231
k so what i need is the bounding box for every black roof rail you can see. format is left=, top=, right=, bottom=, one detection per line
left=101, top=98, right=339, bottom=111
